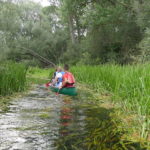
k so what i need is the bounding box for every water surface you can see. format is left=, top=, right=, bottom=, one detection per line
left=0, top=85, right=146, bottom=150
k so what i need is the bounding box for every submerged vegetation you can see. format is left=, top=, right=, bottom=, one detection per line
left=56, top=104, right=147, bottom=150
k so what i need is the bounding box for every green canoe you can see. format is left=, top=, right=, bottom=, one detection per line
left=50, top=86, right=77, bottom=96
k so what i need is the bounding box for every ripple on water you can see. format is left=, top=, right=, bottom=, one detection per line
left=0, top=85, right=147, bottom=150
left=0, top=86, right=61, bottom=150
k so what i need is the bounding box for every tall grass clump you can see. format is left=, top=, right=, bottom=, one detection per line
left=0, top=62, right=27, bottom=96
left=71, top=64, right=150, bottom=140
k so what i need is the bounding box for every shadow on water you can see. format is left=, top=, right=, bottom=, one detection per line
left=54, top=97, right=147, bottom=150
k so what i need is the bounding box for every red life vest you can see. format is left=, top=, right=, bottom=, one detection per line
left=63, top=72, right=75, bottom=87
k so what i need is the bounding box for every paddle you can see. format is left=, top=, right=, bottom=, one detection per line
left=45, top=82, right=51, bottom=87
left=56, top=87, right=62, bottom=95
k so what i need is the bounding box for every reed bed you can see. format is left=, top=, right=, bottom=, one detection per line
left=0, top=62, right=27, bottom=96
left=71, top=64, right=150, bottom=140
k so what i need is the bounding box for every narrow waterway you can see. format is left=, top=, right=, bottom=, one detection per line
left=0, top=85, right=146, bottom=150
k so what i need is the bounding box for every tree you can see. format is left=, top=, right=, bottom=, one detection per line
left=0, top=0, right=68, bottom=65
left=1, top=0, right=150, bottom=65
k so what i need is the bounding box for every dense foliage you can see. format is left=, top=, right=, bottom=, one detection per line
left=0, top=0, right=150, bottom=65
left=0, top=62, right=27, bottom=96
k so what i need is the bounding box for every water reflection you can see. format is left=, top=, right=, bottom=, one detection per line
left=55, top=97, right=147, bottom=150
left=59, top=99, right=72, bottom=136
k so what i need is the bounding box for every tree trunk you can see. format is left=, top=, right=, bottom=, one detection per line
left=68, top=14, right=76, bottom=44
left=75, top=14, right=81, bottom=43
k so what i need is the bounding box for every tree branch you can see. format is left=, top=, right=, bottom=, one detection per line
left=16, top=46, right=56, bottom=67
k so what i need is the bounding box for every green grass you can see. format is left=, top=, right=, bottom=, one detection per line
left=0, top=62, right=27, bottom=111
left=0, top=62, right=27, bottom=96
left=71, top=65, right=150, bottom=111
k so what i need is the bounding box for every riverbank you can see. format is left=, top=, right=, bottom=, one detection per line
left=77, top=83, right=150, bottom=147
left=71, top=65, right=150, bottom=146
left=0, top=66, right=50, bottom=111
left=0, top=62, right=27, bottom=111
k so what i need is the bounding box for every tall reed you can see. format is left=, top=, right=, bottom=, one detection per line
left=0, top=62, right=27, bottom=96
left=71, top=64, right=150, bottom=140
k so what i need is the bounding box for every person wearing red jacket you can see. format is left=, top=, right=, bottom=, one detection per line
left=60, top=64, right=75, bottom=88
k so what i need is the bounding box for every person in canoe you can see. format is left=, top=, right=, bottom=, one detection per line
left=50, top=64, right=77, bottom=96
left=52, top=66, right=65, bottom=88
left=59, top=64, right=75, bottom=89
left=45, top=67, right=59, bottom=87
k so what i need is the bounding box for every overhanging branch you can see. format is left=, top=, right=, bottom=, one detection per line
left=16, top=46, right=56, bottom=67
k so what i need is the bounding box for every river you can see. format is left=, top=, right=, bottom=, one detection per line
left=0, top=85, right=146, bottom=150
